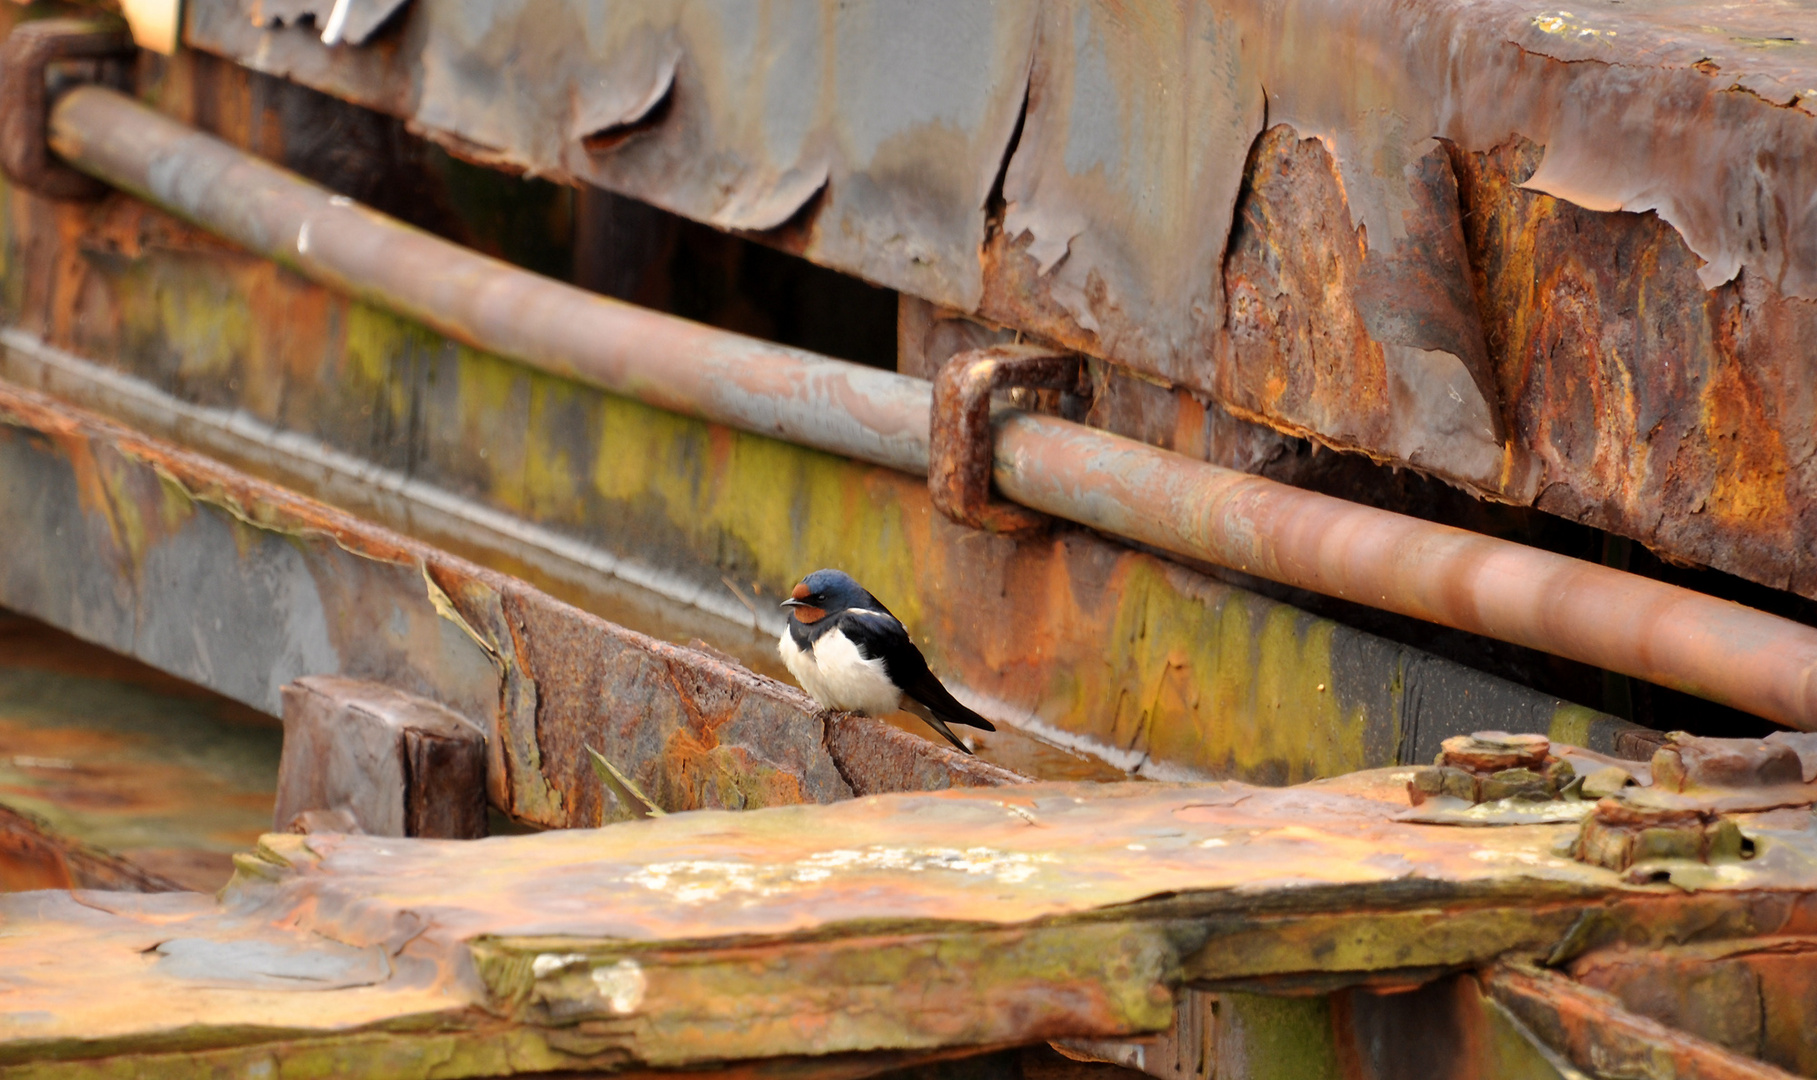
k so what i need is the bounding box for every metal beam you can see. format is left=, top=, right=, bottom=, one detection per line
left=0, top=380, right=1020, bottom=828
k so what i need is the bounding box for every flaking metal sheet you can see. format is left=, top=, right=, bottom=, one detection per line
left=181, top=0, right=1817, bottom=594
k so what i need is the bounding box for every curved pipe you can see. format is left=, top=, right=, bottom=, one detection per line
left=44, top=85, right=1817, bottom=729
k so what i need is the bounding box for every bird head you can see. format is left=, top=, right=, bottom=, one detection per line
left=780, top=568, right=872, bottom=625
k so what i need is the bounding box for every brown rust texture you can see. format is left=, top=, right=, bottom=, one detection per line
left=178, top=0, right=1817, bottom=602
left=1490, top=963, right=1804, bottom=1080
left=7, top=767, right=1817, bottom=1076
left=0, top=803, right=181, bottom=892
left=928, top=344, right=1080, bottom=532
left=1217, top=126, right=1395, bottom=460
left=0, top=380, right=1004, bottom=828
left=1451, top=136, right=1817, bottom=597
left=0, top=52, right=1642, bottom=785
left=1571, top=939, right=1817, bottom=1075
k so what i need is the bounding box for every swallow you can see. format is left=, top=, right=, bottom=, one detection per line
left=779, top=569, right=996, bottom=755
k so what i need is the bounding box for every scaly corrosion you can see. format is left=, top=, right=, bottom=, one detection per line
left=35, top=83, right=1817, bottom=728
left=181, top=0, right=1817, bottom=600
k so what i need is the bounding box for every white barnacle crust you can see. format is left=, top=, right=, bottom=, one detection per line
left=591, top=958, right=647, bottom=1015
left=624, top=846, right=1059, bottom=903
left=531, top=952, right=589, bottom=978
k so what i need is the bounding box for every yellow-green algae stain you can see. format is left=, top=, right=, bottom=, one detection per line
left=1218, top=993, right=1342, bottom=1080
left=151, top=268, right=255, bottom=383
left=353, top=328, right=1383, bottom=783
left=1067, top=558, right=1370, bottom=783
left=341, top=301, right=439, bottom=426
left=586, top=382, right=924, bottom=626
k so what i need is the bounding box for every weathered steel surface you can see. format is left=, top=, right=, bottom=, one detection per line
left=34, top=85, right=1817, bottom=733
left=1490, top=964, right=1802, bottom=1080
left=178, top=0, right=1817, bottom=599
left=0, top=69, right=1648, bottom=782
left=190, top=0, right=1036, bottom=310
left=1218, top=127, right=1514, bottom=493
left=0, top=297, right=1642, bottom=786
left=1568, top=939, right=1817, bottom=1076
left=6, top=762, right=1817, bottom=1077
left=1061, top=978, right=1583, bottom=1080
left=990, top=409, right=1817, bottom=729
left=1448, top=137, right=1817, bottom=598
left=251, top=0, right=411, bottom=48
left=275, top=676, right=487, bottom=839
left=0, top=379, right=1012, bottom=828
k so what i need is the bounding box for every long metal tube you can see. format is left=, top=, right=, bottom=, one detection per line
left=45, top=85, right=1817, bottom=729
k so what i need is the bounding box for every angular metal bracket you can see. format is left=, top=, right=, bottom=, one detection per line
left=930, top=344, right=1082, bottom=533
left=0, top=19, right=134, bottom=201
left=276, top=676, right=490, bottom=839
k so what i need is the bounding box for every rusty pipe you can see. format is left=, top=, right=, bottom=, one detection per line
left=46, top=88, right=931, bottom=475
left=41, top=85, right=1817, bottom=729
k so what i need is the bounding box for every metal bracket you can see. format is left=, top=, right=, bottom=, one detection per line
left=930, top=344, right=1082, bottom=533
left=0, top=19, right=134, bottom=201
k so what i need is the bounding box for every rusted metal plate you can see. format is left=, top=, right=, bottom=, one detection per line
left=4, top=763, right=1817, bottom=1077
left=188, top=0, right=1035, bottom=312
left=1569, top=939, right=1817, bottom=1076
left=0, top=803, right=180, bottom=893
left=2, top=55, right=1710, bottom=760
left=0, top=379, right=1010, bottom=828
left=1062, top=977, right=1585, bottom=1080
left=37, top=64, right=1812, bottom=734
left=0, top=267, right=1649, bottom=783
left=175, top=0, right=1817, bottom=601
left=987, top=0, right=1262, bottom=391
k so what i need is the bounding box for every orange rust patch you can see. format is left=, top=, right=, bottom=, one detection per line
left=792, top=606, right=827, bottom=624
left=790, top=582, right=811, bottom=600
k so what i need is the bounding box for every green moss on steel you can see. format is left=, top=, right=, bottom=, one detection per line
left=474, top=921, right=1178, bottom=1064
left=1081, top=561, right=1369, bottom=782
left=1217, top=993, right=1342, bottom=1080
left=149, top=263, right=255, bottom=384
left=342, top=301, right=443, bottom=431
left=585, top=383, right=924, bottom=623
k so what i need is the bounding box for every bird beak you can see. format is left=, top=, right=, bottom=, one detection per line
left=780, top=598, right=806, bottom=609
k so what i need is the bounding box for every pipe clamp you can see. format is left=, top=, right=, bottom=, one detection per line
left=930, top=345, right=1082, bottom=533
left=0, top=19, right=133, bottom=200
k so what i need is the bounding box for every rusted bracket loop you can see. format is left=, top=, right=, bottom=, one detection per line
left=0, top=19, right=134, bottom=201
left=930, top=344, right=1082, bottom=533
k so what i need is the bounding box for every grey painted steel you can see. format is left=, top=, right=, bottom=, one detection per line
left=44, top=85, right=1817, bottom=729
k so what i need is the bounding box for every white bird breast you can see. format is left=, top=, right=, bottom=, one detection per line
left=779, top=625, right=901, bottom=716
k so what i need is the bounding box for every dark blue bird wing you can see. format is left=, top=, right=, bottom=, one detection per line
left=837, top=609, right=996, bottom=733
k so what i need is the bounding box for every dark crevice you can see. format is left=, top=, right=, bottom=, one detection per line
left=579, top=78, right=675, bottom=156
left=981, top=71, right=1032, bottom=246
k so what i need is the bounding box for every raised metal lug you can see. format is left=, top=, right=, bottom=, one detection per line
left=930, top=344, right=1082, bottom=533
left=0, top=18, right=133, bottom=200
